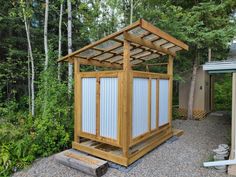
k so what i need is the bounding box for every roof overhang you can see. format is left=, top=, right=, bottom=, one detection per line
left=58, top=19, right=188, bottom=68
left=203, top=60, right=236, bottom=73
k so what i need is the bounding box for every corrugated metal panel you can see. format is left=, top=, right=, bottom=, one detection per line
left=159, top=79, right=169, bottom=126
left=132, top=78, right=149, bottom=138
left=151, top=79, right=157, bottom=130
left=100, top=78, right=118, bottom=140
left=82, top=78, right=96, bottom=134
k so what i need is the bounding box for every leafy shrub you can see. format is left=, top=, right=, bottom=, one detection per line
left=0, top=64, right=73, bottom=176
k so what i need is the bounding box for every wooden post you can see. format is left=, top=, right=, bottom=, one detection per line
left=74, top=59, right=80, bottom=142
left=210, top=75, right=214, bottom=111
left=168, top=55, right=174, bottom=127
left=231, top=73, right=236, bottom=159
left=228, top=73, right=236, bottom=175
left=122, top=39, right=131, bottom=158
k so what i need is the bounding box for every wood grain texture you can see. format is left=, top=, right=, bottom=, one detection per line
left=55, top=149, right=108, bottom=177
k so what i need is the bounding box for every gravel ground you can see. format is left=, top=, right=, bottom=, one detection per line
left=13, top=114, right=232, bottom=177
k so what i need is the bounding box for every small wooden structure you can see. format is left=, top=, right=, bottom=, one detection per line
left=59, top=19, right=188, bottom=166
left=178, top=66, right=212, bottom=120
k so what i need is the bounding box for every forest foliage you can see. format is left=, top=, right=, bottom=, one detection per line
left=0, top=0, right=236, bottom=176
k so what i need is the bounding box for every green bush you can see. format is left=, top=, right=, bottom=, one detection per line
left=0, top=64, right=72, bottom=176
left=214, top=74, right=232, bottom=111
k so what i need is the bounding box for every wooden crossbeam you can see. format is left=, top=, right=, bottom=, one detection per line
left=74, top=57, right=122, bottom=68
left=124, top=32, right=176, bottom=57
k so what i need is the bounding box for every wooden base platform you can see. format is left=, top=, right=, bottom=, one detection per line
left=73, top=128, right=173, bottom=166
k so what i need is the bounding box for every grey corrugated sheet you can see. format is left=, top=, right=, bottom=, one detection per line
left=82, top=78, right=96, bottom=134
left=100, top=78, right=118, bottom=140
left=151, top=79, right=157, bottom=130
left=132, top=78, right=149, bottom=138
left=159, top=79, right=169, bottom=126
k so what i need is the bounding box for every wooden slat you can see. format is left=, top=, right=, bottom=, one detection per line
left=148, top=78, right=151, bottom=132
left=130, top=124, right=170, bottom=147
left=141, top=19, right=189, bottom=51
left=124, top=32, right=176, bottom=57
left=80, top=132, right=121, bottom=148
left=87, top=43, right=122, bottom=60
left=96, top=77, right=100, bottom=137
left=132, top=71, right=170, bottom=79
left=156, top=79, right=159, bottom=129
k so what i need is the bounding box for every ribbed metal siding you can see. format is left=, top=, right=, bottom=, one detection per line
left=151, top=79, right=157, bottom=130
left=81, top=78, right=96, bottom=134
left=100, top=78, right=118, bottom=140
left=132, top=78, right=149, bottom=138
left=159, top=79, right=169, bottom=126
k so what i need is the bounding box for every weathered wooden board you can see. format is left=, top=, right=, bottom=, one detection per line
left=172, top=128, right=184, bottom=137
left=55, top=149, right=108, bottom=177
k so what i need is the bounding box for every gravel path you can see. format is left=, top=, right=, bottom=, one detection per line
left=13, top=114, right=232, bottom=177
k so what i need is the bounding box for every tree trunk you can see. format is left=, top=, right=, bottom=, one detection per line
left=23, top=10, right=35, bottom=117
left=67, top=0, right=73, bottom=95
left=130, top=0, right=133, bottom=24
left=27, top=46, right=31, bottom=113
left=187, top=58, right=198, bottom=120
left=58, top=2, right=63, bottom=81
left=44, top=0, right=49, bottom=70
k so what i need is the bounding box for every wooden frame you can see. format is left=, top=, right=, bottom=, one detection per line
left=61, top=20, right=188, bottom=166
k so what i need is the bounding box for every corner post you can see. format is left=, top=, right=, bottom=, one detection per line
left=122, top=38, right=131, bottom=159
left=231, top=73, right=236, bottom=159
left=168, top=55, right=174, bottom=128
left=74, top=58, right=80, bottom=143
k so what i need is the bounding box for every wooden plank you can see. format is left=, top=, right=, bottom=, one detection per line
left=58, top=20, right=141, bottom=62
left=172, top=128, right=184, bottom=137
left=74, top=57, right=122, bottom=69
left=79, top=71, right=121, bottom=78
left=74, top=59, right=80, bottom=142
left=55, top=149, right=108, bottom=177
left=80, top=132, right=121, bottom=148
left=128, top=128, right=173, bottom=165
left=133, top=71, right=170, bottom=79
left=72, top=141, right=128, bottom=166
left=130, top=124, right=170, bottom=147
left=96, top=77, right=100, bottom=137
left=123, top=32, right=176, bottom=57
left=140, top=19, right=189, bottom=51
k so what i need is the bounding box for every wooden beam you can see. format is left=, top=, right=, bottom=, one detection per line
left=168, top=55, right=174, bottom=127
left=122, top=40, right=131, bottom=158
left=74, top=59, right=80, bottom=143
left=74, top=57, right=122, bottom=69
left=124, top=32, right=176, bottom=57
left=55, top=149, right=108, bottom=177
left=141, top=19, right=189, bottom=51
